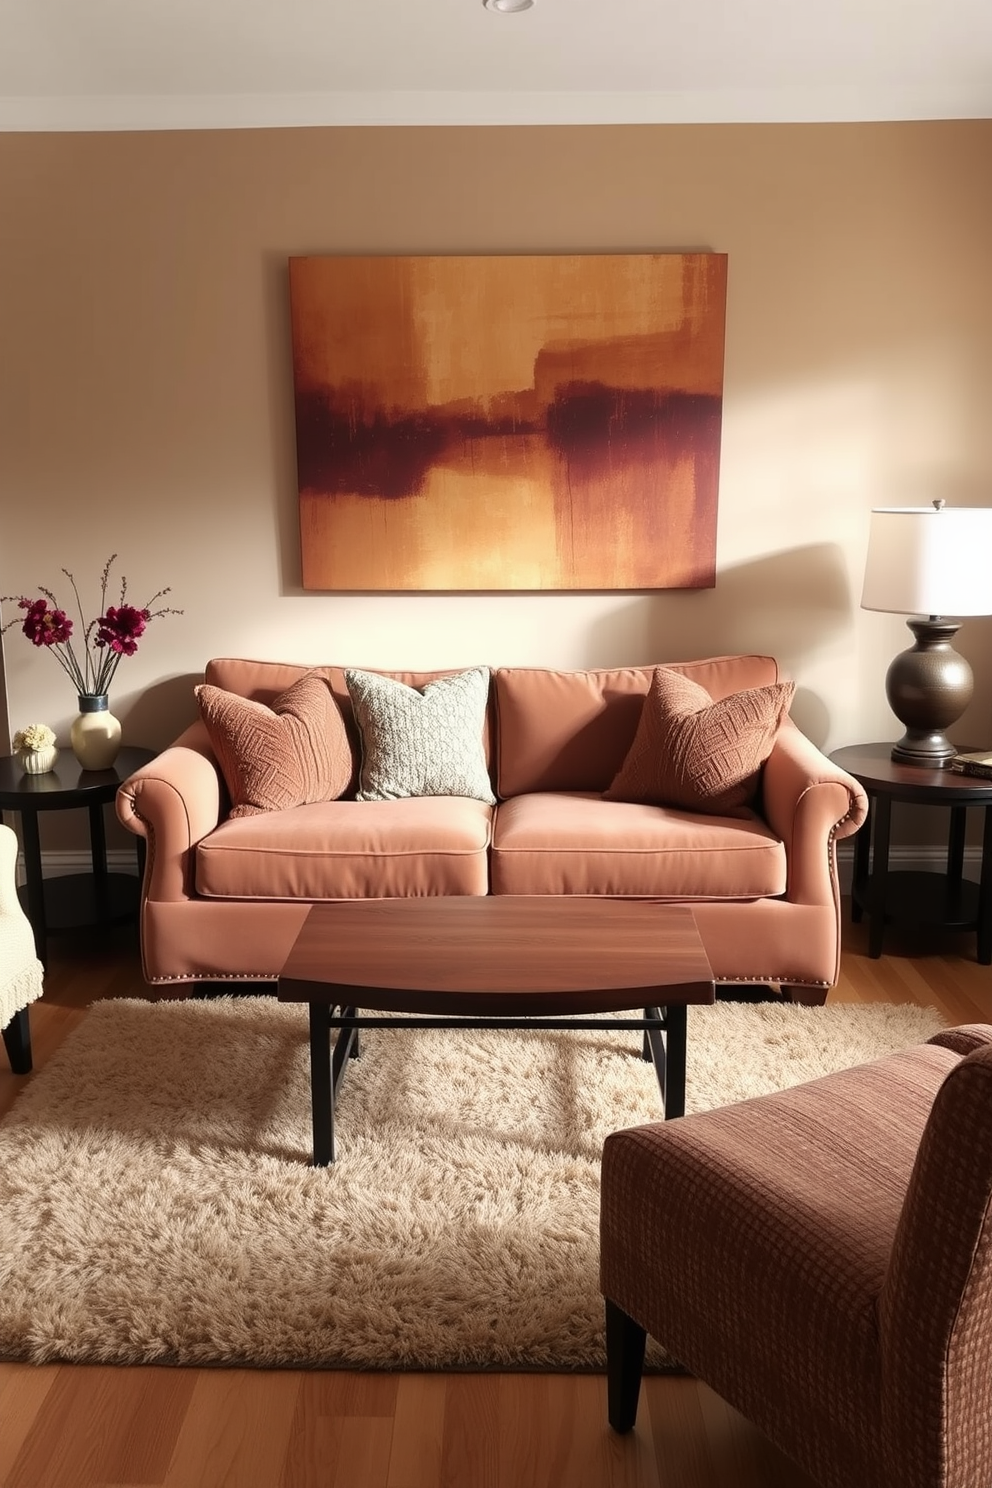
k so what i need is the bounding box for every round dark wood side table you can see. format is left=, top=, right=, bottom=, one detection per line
left=0, top=745, right=154, bottom=966
left=830, top=742, right=992, bottom=963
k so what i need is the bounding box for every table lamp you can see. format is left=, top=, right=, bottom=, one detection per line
left=861, top=500, right=992, bottom=767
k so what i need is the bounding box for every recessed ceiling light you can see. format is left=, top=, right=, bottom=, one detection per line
left=483, top=0, right=534, bottom=11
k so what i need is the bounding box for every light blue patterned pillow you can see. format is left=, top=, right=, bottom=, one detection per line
left=345, top=667, right=496, bottom=804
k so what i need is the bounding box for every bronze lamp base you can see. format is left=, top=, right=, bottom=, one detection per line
left=885, top=617, right=972, bottom=768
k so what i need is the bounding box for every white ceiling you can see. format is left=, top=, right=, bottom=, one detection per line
left=1, top=0, right=991, bottom=132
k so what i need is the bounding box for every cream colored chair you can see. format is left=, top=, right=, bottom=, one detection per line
left=0, top=822, right=43, bottom=1072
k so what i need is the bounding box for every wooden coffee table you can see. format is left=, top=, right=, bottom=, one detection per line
left=277, top=898, right=715, bottom=1164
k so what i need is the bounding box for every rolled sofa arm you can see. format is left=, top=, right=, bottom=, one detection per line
left=928, top=1025, right=992, bottom=1056
left=116, top=721, right=223, bottom=903
left=761, top=718, right=869, bottom=907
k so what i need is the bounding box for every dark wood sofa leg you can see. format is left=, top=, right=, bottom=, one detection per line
left=605, top=1298, right=647, bottom=1433
left=781, top=984, right=829, bottom=1006
left=2, top=1007, right=33, bottom=1074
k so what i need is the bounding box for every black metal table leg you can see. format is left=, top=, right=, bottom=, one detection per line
left=947, top=805, right=967, bottom=885
left=852, top=796, right=872, bottom=924
left=1, top=1007, right=32, bottom=1074
left=979, top=805, right=992, bottom=965
left=89, top=799, right=110, bottom=920
left=309, top=1001, right=334, bottom=1166
left=294, top=994, right=700, bottom=1160
left=19, top=811, right=47, bottom=964
left=868, top=794, right=892, bottom=958
left=642, top=1004, right=666, bottom=1096
left=663, top=1004, right=687, bottom=1119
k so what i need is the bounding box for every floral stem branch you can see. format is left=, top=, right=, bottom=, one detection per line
left=1, top=555, right=182, bottom=702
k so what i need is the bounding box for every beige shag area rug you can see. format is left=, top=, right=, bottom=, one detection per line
left=0, top=996, right=943, bottom=1371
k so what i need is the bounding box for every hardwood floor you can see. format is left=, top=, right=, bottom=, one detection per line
left=1, top=909, right=990, bottom=1488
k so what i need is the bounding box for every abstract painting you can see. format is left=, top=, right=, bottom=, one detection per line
left=289, top=253, right=727, bottom=591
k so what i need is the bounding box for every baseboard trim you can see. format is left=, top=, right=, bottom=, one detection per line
left=16, top=850, right=141, bottom=883
left=835, top=842, right=984, bottom=895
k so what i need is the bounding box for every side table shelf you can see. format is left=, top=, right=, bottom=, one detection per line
left=830, top=743, right=992, bottom=964
left=31, top=871, right=141, bottom=933
left=0, top=746, right=154, bottom=966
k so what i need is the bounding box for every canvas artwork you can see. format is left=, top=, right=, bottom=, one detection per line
left=289, top=253, right=727, bottom=592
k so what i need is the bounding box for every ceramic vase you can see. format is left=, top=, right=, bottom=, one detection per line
left=15, top=744, right=59, bottom=775
left=70, top=694, right=122, bottom=770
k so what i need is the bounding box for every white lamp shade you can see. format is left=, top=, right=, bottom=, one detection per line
left=860, top=506, right=992, bottom=617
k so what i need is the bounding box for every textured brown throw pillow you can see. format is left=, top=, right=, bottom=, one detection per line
left=195, top=673, right=353, bottom=818
left=605, top=667, right=795, bottom=814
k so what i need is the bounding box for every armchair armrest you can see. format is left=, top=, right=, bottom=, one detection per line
left=761, top=718, right=869, bottom=907
left=928, top=1024, right=992, bottom=1056
left=116, top=721, right=223, bottom=903
left=879, top=1041, right=992, bottom=1485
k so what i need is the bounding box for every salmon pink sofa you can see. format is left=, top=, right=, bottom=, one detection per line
left=116, top=654, right=867, bottom=1002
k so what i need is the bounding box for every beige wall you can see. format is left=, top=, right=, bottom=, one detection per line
left=2, top=122, right=991, bottom=814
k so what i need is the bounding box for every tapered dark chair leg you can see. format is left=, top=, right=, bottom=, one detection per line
left=2, top=1007, right=33, bottom=1074
left=605, top=1298, right=647, bottom=1432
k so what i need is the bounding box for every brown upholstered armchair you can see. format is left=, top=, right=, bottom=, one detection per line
left=600, top=1025, right=992, bottom=1488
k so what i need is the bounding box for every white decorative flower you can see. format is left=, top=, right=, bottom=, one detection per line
left=12, top=722, right=57, bottom=752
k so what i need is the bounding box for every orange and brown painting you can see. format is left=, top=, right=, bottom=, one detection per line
left=289, top=253, right=727, bottom=591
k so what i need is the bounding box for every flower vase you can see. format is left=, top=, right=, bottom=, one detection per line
left=70, top=695, right=122, bottom=770
left=15, top=744, right=59, bottom=775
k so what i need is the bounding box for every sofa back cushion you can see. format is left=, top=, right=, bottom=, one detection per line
left=494, top=656, right=780, bottom=798
left=203, top=656, right=781, bottom=802
left=204, top=659, right=497, bottom=795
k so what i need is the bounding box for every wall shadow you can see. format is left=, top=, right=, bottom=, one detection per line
left=641, top=543, right=851, bottom=667
left=585, top=542, right=850, bottom=746
left=122, top=673, right=203, bottom=755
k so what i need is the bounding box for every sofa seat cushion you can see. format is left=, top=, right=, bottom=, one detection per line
left=490, top=793, right=787, bottom=898
left=196, top=797, right=493, bottom=900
